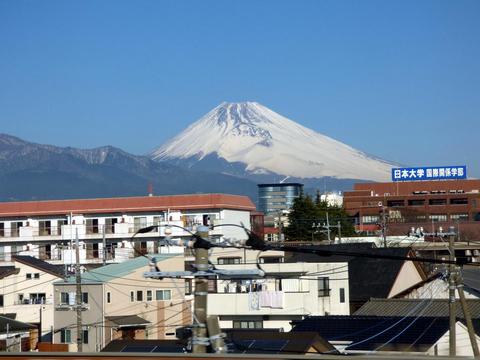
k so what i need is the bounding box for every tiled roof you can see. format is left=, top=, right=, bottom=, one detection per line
left=0, top=315, right=36, bottom=334
left=0, top=193, right=255, bottom=217
left=101, top=339, right=186, bottom=353
left=0, top=266, right=19, bottom=279
left=12, top=255, right=65, bottom=278
left=355, top=298, right=480, bottom=318
left=291, top=315, right=480, bottom=352
left=56, top=254, right=178, bottom=284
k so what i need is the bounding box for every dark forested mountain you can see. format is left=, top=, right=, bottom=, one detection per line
left=0, top=134, right=257, bottom=202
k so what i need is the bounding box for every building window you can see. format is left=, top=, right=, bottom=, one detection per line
left=430, top=214, right=447, bottom=222
left=361, top=215, right=379, bottom=224
left=185, top=279, right=192, bottom=295
left=429, top=199, right=447, bottom=206
left=136, top=290, right=143, bottom=301
left=39, top=220, right=52, bottom=236
left=217, top=257, right=242, bottom=265
left=83, top=329, right=89, bottom=344
left=60, top=329, right=71, bottom=343
left=318, top=277, right=330, bottom=297
left=233, top=320, right=263, bottom=329
left=0, top=294, right=3, bottom=307
left=146, top=290, right=153, bottom=301
left=130, top=291, right=134, bottom=302
left=29, top=293, right=46, bottom=304
left=134, top=217, right=147, bottom=232
left=82, top=292, right=88, bottom=304
left=259, top=256, right=284, bottom=264
left=107, top=292, right=111, bottom=304
left=408, top=199, right=425, bottom=206
left=34, top=273, right=40, bottom=279
left=340, top=288, right=345, bottom=303
left=60, top=292, right=70, bottom=305
left=451, top=213, right=469, bottom=221
left=0, top=222, right=4, bottom=237
left=26, top=273, right=32, bottom=280
left=105, top=218, right=118, bottom=234
left=86, top=219, right=99, bottom=234
left=387, top=200, right=405, bottom=207
left=450, top=198, right=468, bottom=205
left=156, top=290, right=172, bottom=301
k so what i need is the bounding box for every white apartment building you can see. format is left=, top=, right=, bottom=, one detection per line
left=206, top=248, right=350, bottom=331
left=0, top=194, right=255, bottom=265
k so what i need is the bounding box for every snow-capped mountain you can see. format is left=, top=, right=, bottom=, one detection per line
left=151, top=102, right=395, bottom=181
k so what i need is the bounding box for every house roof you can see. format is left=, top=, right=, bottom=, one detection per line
left=56, top=254, right=178, bottom=284
left=285, top=243, right=422, bottom=303
left=0, top=315, right=36, bottom=334
left=0, top=266, right=19, bottom=279
left=291, top=315, right=480, bottom=352
left=12, top=255, right=65, bottom=278
left=101, top=339, right=186, bottom=353
left=355, top=298, right=480, bottom=319
left=0, top=193, right=255, bottom=218
left=106, top=315, right=150, bottom=328
left=226, top=330, right=337, bottom=355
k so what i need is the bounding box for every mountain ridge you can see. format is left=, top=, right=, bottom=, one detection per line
left=0, top=133, right=257, bottom=202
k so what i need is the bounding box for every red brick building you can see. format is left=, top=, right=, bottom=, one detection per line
left=343, top=179, right=480, bottom=241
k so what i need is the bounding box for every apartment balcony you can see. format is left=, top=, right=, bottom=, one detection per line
left=207, top=290, right=313, bottom=316
left=14, top=298, right=53, bottom=305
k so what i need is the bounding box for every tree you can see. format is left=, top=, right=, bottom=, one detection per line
left=284, top=192, right=355, bottom=241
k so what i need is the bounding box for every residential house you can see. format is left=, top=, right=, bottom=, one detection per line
left=285, top=243, right=428, bottom=312
left=0, top=255, right=65, bottom=345
left=206, top=248, right=350, bottom=331
left=53, top=254, right=187, bottom=352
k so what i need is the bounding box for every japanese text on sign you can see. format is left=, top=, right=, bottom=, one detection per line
left=392, top=166, right=467, bottom=182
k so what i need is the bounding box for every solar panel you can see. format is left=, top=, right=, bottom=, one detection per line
left=236, top=339, right=290, bottom=353
left=121, top=345, right=156, bottom=352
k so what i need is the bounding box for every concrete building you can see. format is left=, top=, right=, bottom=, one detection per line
left=53, top=254, right=186, bottom=352
left=206, top=248, right=350, bottom=331
left=0, top=194, right=255, bottom=264
left=343, top=179, right=480, bottom=240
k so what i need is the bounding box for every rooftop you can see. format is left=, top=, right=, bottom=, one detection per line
left=56, top=254, right=178, bottom=284
left=0, top=193, right=256, bottom=218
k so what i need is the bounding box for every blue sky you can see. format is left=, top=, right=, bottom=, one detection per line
left=1, top=0, right=479, bottom=177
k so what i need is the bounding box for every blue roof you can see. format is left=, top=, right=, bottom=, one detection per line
left=56, top=254, right=177, bottom=284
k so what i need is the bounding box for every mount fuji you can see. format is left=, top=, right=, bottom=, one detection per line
left=150, top=102, right=395, bottom=183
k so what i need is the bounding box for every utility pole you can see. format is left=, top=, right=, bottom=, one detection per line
left=192, top=226, right=209, bottom=353
left=381, top=206, right=387, bottom=248
left=75, top=228, right=83, bottom=352
left=448, top=231, right=456, bottom=357
left=337, top=221, right=342, bottom=244
left=102, top=224, right=106, bottom=266
left=326, top=211, right=331, bottom=243
left=456, top=271, right=480, bottom=356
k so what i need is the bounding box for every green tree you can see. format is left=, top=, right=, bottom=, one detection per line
left=285, top=191, right=356, bottom=241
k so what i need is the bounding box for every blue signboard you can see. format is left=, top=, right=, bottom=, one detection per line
left=392, top=166, right=467, bottom=182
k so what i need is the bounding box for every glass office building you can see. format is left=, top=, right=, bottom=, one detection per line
left=258, top=183, right=304, bottom=215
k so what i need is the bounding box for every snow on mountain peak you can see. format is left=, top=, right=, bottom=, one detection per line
left=150, top=102, right=394, bottom=181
